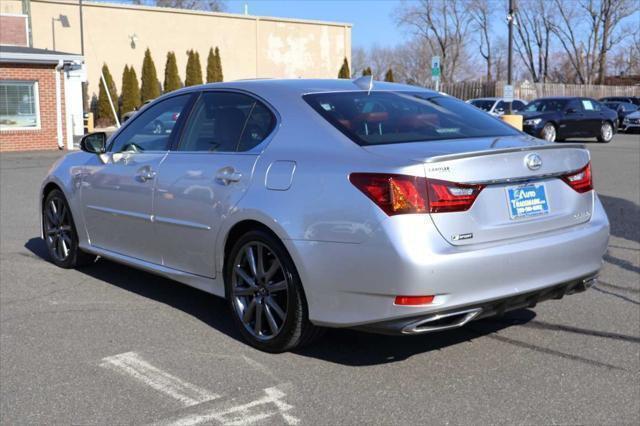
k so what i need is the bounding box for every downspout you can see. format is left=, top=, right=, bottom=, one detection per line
left=55, top=60, right=64, bottom=149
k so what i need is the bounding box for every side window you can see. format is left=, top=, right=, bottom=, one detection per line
left=512, top=101, right=525, bottom=111
left=567, top=99, right=582, bottom=112
left=237, top=102, right=276, bottom=152
left=109, top=95, right=190, bottom=153
left=494, top=101, right=506, bottom=112
left=178, top=91, right=275, bottom=152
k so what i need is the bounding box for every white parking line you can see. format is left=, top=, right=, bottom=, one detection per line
left=100, top=352, right=220, bottom=407
left=161, top=385, right=299, bottom=426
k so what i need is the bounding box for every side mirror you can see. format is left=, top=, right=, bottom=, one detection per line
left=566, top=108, right=577, bottom=114
left=80, top=132, right=107, bottom=154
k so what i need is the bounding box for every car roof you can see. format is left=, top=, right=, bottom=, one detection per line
left=165, top=79, right=438, bottom=99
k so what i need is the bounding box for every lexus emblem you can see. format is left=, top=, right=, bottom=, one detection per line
left=525, top=153, right=542, bottom=171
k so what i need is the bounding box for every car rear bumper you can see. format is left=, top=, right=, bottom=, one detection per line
left=287, top=195, right=609, bottom=328
left=355, top=274, right=597, bottom=335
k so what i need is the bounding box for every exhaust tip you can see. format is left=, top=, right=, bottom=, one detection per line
left=402, top=308, right=482, bottom=334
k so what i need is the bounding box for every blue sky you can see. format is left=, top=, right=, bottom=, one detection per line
left=225, top=0, right=404, bottom=48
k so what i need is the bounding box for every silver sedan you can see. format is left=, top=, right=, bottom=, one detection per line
left=40, top=79, right=609, bottom=352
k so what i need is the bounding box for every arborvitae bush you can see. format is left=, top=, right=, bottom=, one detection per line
left=185, top=50, right=203, bottom=86
left=384, top=68, right=395, bottom=82
left=362, top=67, right=372, bottom=76
left=96, top=63, right=118, bottom=126
left=164, top=51, right=182, bottom=93
left=338, top=57, right=350, bottom=79
left=140, top=48, right=160, bottom=102
left=120, top=65, right=141, bottom=116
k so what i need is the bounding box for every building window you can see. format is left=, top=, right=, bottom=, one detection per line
left=0, top=81, right=40, bottom=130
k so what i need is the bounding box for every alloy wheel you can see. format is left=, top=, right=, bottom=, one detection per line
left=542, top=124, right=556, bottom=142
left=44, top=196, right=73, bottom=262
left=601, top=123, right=613, bottom=142
left=231, top=242, right=288, bottom=340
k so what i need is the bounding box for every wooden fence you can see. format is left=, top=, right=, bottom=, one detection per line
left=424, top=81, right=639, bottom=101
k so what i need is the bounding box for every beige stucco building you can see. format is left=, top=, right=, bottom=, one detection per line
left=4, top=0, right=352, bottom=97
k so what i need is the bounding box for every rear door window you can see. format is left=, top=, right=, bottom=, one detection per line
left=303, top=91, right=520, bottom=146
left=178, top=91, right=275, bottom=152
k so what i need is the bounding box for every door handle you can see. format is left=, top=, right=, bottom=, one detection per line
left=136, top=166, right=156, bottom=182
left=215, top=167, right=242, bottom=185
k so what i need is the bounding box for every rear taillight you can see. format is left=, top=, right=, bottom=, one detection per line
left=349, top=173, right=484, bottom=215
left=560, top=163, right=593, bottom=193
left=426, top=179, right=485, bottom=213
left=349, top=173, right=428, bottom=216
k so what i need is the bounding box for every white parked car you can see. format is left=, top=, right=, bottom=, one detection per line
left=467, top=97, right=527, bottom=116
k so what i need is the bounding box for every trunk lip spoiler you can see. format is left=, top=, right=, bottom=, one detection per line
left=424, top=143, right=586, bottom=163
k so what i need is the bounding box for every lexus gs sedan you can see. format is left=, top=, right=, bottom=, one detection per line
left=40, top=79, right=609, bottom=352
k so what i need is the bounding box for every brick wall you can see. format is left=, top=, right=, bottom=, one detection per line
left=0, top=14, right=28, bottom=46
left=1, top=63, right=67, bottom=152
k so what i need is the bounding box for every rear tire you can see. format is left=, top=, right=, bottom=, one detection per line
left=42, top=189, right=97, bottom=268
left=225, top=229, right=323, bottom=352
left=597, top=121, right=614, bottom=143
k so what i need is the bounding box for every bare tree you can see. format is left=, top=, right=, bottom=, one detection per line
left=132, top=1, right=226, bottom=12
left=468, top=0, right=497, bottom=81
left=512, top=0, right=554, bottom=82
left=395, top=0, right=472, bottom=82
left=551, top=0, right=635, bottom=84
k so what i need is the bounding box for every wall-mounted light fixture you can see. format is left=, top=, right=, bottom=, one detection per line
left=129, top=33, right=138, bottom=49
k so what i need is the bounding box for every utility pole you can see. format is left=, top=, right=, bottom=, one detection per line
left=79, top=0, right=85, bottom=56
left=79, top=0, right=88, bottom=115
left=506, top=0, right=516, bottom=114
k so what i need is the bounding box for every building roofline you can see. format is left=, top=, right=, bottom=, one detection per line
left=31, top=0, right=353, bottom=28
left=0, top=50, right=84, bottom=65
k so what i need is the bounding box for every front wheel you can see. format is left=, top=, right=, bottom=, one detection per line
left=43, top=189, right=96, bottom=268
left=225, top=230, right=323, bottom=352
left=541, top=123, right=556, bottom=142
left=597, top=122, right=614, bottom=143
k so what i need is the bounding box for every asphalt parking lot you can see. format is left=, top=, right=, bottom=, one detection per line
left=1, top=133, right=639, bottom=425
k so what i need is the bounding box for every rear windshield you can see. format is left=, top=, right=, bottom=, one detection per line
left=302, top=91, right=520, bottom=146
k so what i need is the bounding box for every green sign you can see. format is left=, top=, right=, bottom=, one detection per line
left=431, top=56, right=441, bottom=81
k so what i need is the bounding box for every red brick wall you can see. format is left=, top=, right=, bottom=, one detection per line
left=1, top=63, right=67, bottom=152
left=0, top=15, right=28, bottom=47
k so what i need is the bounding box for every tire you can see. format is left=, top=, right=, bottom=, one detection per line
left=152, top=121, right=164, bottom=134
left=42, top=189, right=97, bottom=268
left=541, top=123, right=556, bottom=142
left=597, top=121, right=614, bottom=143
left=225, top=229, right=323, bottom=352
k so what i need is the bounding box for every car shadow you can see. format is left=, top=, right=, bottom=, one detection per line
left=25, top=237, right=535, bottom=366
left=599, top=194, right=640, bottom=245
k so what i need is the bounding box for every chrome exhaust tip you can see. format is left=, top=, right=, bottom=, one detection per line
left=582, top=276, right=597, bottom=289
left=401, top=307, right=483, bottom=334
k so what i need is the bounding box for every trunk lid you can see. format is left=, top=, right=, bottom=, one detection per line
left=364, top=136, right=593, bottom=245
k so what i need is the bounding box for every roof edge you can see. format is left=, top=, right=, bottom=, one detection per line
left=31, top=0, right=353, bottom=28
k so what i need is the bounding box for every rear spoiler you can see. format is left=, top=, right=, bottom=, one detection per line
left=425, top=143, right=586, bottom=163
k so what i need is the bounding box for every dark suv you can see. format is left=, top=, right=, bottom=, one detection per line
left=519, top=97, right=618, bottom=142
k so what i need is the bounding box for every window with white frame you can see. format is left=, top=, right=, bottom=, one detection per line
left=0, top=81, right=40, bottom=130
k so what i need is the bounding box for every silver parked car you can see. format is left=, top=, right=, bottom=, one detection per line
left=40, top=79, right=609, bottom=352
